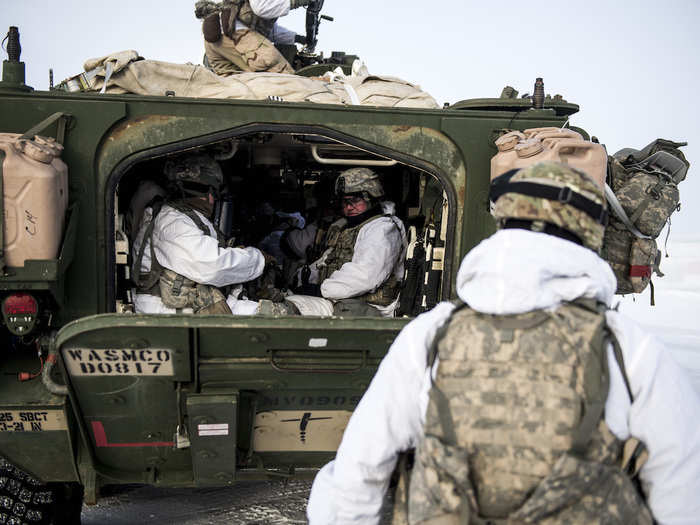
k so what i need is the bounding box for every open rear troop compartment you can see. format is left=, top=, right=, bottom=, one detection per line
left=112, top=130, right=453, bottom=318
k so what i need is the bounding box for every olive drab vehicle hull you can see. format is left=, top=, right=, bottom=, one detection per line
left=0, top=23, right=589, bottom=521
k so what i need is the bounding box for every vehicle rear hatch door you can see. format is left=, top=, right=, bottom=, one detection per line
left=56, top=314, right=408, bottom=483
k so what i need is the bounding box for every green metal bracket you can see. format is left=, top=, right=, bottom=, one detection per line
left=0, top=203, right=80, bottom=306
left=20, top=112, right=73, bottom=144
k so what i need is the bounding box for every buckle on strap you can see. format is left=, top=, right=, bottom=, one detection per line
left=558, top=186, right=573, bottom=204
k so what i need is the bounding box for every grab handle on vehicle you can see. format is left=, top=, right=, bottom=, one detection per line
left=311, top=145, right=397, bottom=166
left=269, top=349, right=367, bottom=374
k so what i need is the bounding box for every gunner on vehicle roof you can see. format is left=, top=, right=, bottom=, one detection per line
left=195, top=0, right=312, bottom=75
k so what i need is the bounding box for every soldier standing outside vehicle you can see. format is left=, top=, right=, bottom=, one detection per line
left=298, top=168, right=407, bottom=317
left=195, top=0, right=313, bottom=75
left=307, top=162, right=700, bottom=524
left=132, top=153, right=265, bottom=315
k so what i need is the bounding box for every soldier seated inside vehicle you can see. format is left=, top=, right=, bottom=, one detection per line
left=130, top=153, right=269, bottom=315
left=115, top=133, right=448, bottom=318
left=283, top=168, right=406, bottom=317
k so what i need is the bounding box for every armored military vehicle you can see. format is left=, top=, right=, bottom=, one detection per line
left=0, top=14, right=605, bottom=523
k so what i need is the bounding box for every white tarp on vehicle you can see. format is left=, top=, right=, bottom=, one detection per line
left=65, top=50, right=439, bottom=109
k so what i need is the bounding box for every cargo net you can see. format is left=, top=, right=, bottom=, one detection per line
left=57, top=50, right=439, bottom=109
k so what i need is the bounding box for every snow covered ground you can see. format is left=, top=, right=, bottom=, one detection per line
left=616, top=233, right=700, bottom=392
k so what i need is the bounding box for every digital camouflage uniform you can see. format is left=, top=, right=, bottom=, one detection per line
left=196, top=0, right=294, bottom=75
left=394, top=163, right=652, bottom=524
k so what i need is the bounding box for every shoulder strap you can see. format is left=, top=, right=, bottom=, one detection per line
left=167, top=200, right=210, bottom=235
left=425, top=300, right=468, bottom=446
left=570, top=301, right=636, bottom=458
left=569, top=307, right=609, bottom=457
left=426, top=299, right=467, bottom=369
left=167, top=199, right=225, bottom=248
left=606, top=324, right=650, bottom=477
left=134, top=199, right=165, bottom=291
left=606, top=326, right=634, bottom=401
left=388, top=214, right=408, bottom=254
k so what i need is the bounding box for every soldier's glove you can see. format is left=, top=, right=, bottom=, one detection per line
left=195, top=0, right=221, bottom=19
left=294, top=34, right=307, bottom=45
left=256, top=286, right=286, bottom=303
left=262, top=251, right=278, bottom=268
left=290, top=0, right=313, bottom=9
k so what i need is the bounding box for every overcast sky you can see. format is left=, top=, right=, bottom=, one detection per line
left=3, top=0, right=699, bottom=234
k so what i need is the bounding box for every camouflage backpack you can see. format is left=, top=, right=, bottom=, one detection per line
left=392, top=300, right=652, bottom=525
left=602, top=139, right=689, bottom=298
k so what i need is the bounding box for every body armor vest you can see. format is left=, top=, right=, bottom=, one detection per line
left=397, top=302, right=652, bottom=524
left=319, top=214, right=403, bottom=307
left=223, top=0, right=277, bottom=39
left=134, top=200, right=231, bottom=314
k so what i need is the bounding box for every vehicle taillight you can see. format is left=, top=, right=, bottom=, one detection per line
left=2, top=293, right=39, bottom=335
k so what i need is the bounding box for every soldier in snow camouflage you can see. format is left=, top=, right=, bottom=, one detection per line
left=132, top=153, right=266, bottom=314
left=195, top=0, right=310, bottom=75
left=401, top=163, right=652, bottom=523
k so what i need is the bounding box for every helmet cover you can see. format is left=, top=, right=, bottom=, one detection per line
left=163, top=153, right=223, bottom=195
left=335, top=167, right=384, bottom=199
left=491, top=161, right=607, bottom=252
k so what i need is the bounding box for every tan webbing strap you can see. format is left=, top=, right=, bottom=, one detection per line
left=19, top=112, right=71, bottom=141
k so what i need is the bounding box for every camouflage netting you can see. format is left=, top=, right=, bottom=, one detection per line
left=64, top=50, right=439, bottom=109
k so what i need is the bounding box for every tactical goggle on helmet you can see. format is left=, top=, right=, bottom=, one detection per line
left=489, top=161, right=608, bottom=253
left=163, top=153, right=224, bottom=197
left=335, top=167, right=384, bottom=200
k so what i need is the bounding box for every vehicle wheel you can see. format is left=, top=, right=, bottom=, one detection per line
left=0, top=457, right=83, bottom=524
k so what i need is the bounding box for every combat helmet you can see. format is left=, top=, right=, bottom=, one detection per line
left=163, top=153, right=224, bottom=197
left=489, top=161, right=608, bottom=253
left=335, top=167, right=384, bottom=200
